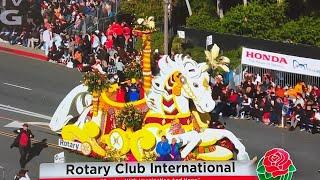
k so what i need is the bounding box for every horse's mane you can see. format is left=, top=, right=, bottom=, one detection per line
left=148, top=54, right=201, bottom=98
left=158, top=54, right=199, bottom=78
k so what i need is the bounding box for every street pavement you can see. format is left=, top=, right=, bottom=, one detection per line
left=0, top=52, right=82, bottom=179
left=0, top=52, right=319, bottom=180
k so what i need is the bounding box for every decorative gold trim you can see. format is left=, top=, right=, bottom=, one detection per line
left=144, top=111, right=191, bottom=119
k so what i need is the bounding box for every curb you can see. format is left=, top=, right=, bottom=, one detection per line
left=0, top=45, right=47, bottom=61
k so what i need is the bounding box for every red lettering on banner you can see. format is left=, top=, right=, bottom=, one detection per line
left=271, top=56, right=279, bottom=62
left=246, top=50, right=288, bottom=64
left=262, top=54, right=270, bottom=61
left=246, top=51, right=254, bottom=58
left=280, top=58, right=287, bottom=64
left=254, top=53, right=262, bottom=59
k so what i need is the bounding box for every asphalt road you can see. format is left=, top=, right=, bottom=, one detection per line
left=0, top=52, right=82, bottom=179
left=0, top=52, right=319, bottom=180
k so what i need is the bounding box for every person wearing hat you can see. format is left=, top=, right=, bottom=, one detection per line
left=11, top=123, right=34, bottom=169
left=128, top=78, right=140, bottom=102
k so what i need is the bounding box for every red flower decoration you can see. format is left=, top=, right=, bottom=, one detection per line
left=262, top=148, right=293, bottom=177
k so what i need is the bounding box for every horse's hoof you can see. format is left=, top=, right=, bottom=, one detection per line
left=251, top=156, right=258, bottom=164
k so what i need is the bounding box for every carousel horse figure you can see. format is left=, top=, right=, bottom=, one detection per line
left=145, top=54, right=215, bottom=124
left=49, top=54, right=250, bottom=161
left=144, top=54, right=249, bottom=160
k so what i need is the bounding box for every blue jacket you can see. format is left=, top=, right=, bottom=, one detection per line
left=156, top=140, right=171, bottom=156
left=128, top=85, right=140, bottom=101
left=171, top=142, right=182, bottom=157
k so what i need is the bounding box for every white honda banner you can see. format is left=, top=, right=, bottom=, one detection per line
left=241, top=47, right=320, bottom=77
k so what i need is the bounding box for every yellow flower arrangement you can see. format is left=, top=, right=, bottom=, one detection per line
left=142, top=150, right=157, bottom=161
left=104, top=147, right=127, bottom=162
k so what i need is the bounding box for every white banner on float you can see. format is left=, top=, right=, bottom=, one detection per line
left=241, top=47, right=320, bottom=77
left=58, top=139, right=82, bottom=151
left=39, top=161, right=257, bottom=179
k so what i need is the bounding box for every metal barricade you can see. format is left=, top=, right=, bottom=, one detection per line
left=242, top=65, right=320, bottom=87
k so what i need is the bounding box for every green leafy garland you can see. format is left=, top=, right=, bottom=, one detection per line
left=124, top=61, right=143, bottom=79
left=81, top=71, right=110, bottom=93
left=116, top=104, right=143, bottom=131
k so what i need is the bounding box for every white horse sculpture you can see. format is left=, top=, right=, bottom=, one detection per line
left=146, top=54, right=215, bottom=115
left=144, top=54, right=250, bottom=161
left=49, top=54, right=250, bottom=161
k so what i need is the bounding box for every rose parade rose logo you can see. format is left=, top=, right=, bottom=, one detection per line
left=256, top=148, right=296, bottom=180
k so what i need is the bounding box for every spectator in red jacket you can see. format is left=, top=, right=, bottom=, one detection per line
left=228, top=89, right=238, bottom=117
left=11, top=124, right=34, bottom=169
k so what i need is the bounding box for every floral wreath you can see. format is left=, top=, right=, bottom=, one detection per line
left=256, top=148, right=296, bottom=180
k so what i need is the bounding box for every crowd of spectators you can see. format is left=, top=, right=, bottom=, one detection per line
left=0, top=0, right=117, bottom=53
left=0, top=0, right=146, bottom=103
left=210, top=73, right=320, bottom=134
left=0, top=0, right=148, bottom=101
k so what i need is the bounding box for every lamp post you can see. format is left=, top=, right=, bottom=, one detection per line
left=163, top=0, right=169, bottom=55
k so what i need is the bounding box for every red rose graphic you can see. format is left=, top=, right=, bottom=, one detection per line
left=263, top=148, right=293, bottom=177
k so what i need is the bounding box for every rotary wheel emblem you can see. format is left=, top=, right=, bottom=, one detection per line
left=110, top=132, right=124, bottom=150
left=81, top=142, right=92, bottom=156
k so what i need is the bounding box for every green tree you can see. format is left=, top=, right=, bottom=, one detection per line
left=222, top=47, right=242, bottom=70
left=120, top=0, right=164, bottom=23
left=134, top=31, right=164, bottom=53
left=187, top=2, right=288, bottom=38
left=183, top=46, right=206, bottom=62
left=267, top=16, right=320, bottom=46
left=217, top=2, right=288, bottom=38
left=286, top=0, right=320, bottom=19
left=186, top=13, right=218, bottom=31
left=189, top=0, right=215, bottom=14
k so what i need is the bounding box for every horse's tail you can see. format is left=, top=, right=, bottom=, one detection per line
left=49, top=84, right=91, bottom=132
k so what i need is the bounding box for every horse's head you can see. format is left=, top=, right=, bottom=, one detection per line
left=158, top=55, right=215, bottom=113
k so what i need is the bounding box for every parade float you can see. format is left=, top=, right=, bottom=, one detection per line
left=49, top=17, right=250, bottom=162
